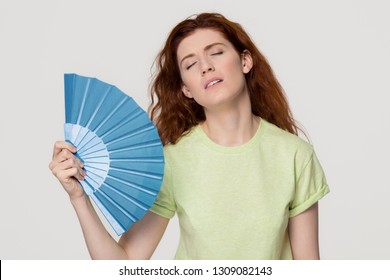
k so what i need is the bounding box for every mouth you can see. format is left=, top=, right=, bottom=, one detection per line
left=205, top=79, right=223, bottom=89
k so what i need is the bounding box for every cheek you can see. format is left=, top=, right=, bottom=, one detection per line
left=223, top=56, right=243, bottom=73
left=180, top=72, right=198, bottom=90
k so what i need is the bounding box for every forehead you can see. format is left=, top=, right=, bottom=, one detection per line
left=176, top=29, right=231, bottom=58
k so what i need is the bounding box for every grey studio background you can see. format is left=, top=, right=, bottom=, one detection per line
left=0, top=0, right=389, bottom=260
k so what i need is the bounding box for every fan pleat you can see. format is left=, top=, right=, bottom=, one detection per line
left=102, top=111, right=150, bottom=143
left=72, top=77, right=91, bottom=124
left=78, top=141, right=104, bottom=156
left=108, top=169, right=162, bottom=193
left=110, top=167, right=162, bottom=181
left=94, top=96, right=128, bottom=134
left=106, top=175, right=158, bottom=197
left=76, top=78, right=91, bottom=125
left=104, top=180, right=154, bottom=205
left=74, top=131, right=92, bottom=150
left=64, top=74, right=75, bottom=124
left=76, top=132, right=97, bottom=153
left=99, top=108, right=143, bottom=139
left=104, top=123, right=155, bottom=146
left=96, top=187, right=140, bottom=219
left=93, top=190, right=137, bottom=232
left=84, top=88, right=111, bottom=128
left=89, top=194, right=127, bottom=235
left=82, top=154, right=109, bottom=161
left=108, top=139, right=162, bottom=153
left=111, top=156, right=164, bottom=163
left=80, top=179, right=96, bottom=195
left=102, top=182, right=149, bottom=210
left=95, top=98, right=139, bottom=135
left=100, top=184, right=149, bottom=217
left=80, top=145, right=106, bottom=157
left=85, top=171, right=103, bottom=188
left=84, top=164, right=108, bottom=178
left=67, top=124, right=82, bottom=144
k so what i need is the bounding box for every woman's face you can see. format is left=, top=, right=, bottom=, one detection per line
left=176, top=28, right=252, bottom=110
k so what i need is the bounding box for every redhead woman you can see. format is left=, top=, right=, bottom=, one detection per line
left=49, top=13, right=329, bottom=260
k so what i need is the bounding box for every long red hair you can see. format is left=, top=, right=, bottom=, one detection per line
left=149, top=13, right=302, bottom=145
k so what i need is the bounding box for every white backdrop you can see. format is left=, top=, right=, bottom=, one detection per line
left=0, top=0, right=389, bottom=259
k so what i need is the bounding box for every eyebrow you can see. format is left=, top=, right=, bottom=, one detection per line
left=179, top=42, right=226, bottom=67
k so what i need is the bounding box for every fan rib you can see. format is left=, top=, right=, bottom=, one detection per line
left=105, top=124, right=155, bottom=146
left=75, top=129, right=93, bottom=150
left=85, top=160, right=109, bottom=166
left=85, top=175, right=101, bottom=188
left=81, top=179, right=96, bottom=194
left=85, top=86, right=112, bottom=128
left=77, top=134, right=98, bottom=154
left=96, top=188, right=137, bottom=222
left=111, top=157, right=164, bottom=163
left=99, top=108, right=143, bottom=139
left=103, top=182, right=148, bottom=211
left=94, top=95, right=128, bottom=135
left=82, top=154, right=109, bottom=160
left=108, top=140, right=162, bottom=153
left=64, top=74, right=74, bottom=123
left=107, top=175, right=157, bottom=196
left=71, top=126, right=83, bottom=147
left=82, top=155, right=109, bottom=190
left=85, top=164, right=108, bottom=177
left=90, top=194, right=126, bottom=235
left=110, top=167, right=162, bottom=180
left=76, top=78, right=91, bottom=125
left=81, top=147, right=107, bottom=157
left=78, top=140, right=105, bottom=156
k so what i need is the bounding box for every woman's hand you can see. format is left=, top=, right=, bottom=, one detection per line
left=49, top=141, right=86, bottom=201
left=49, top=141, right=168, bottom=259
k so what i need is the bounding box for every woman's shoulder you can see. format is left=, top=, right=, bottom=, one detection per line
left=261, top=119, right=314, bottom=157
left=163, top=125, right=200, bottom=153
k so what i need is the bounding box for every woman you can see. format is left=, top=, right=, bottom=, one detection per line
left=49, top=13, right=329, bottom=259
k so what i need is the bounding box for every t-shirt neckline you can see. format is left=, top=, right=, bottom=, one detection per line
left=193, top=117, right=267, bottom=154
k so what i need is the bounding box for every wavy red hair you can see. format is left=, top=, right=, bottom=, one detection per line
left=149, top=13, right=302, bottom=145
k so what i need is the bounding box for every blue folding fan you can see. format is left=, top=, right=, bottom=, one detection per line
left=64, top=73, right=164, bottom=235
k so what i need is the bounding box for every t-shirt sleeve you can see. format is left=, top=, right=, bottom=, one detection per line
left=289, top=146, right=330, bottom=217
left=149, top=159, right=176, bottom=219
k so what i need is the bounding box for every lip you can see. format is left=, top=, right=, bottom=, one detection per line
left=204, top=77, right=223, bottom=89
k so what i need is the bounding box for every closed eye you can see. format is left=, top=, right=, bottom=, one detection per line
left=211, top=51, right=223, bottom=56
left=186, top=62, right=197, bottom=70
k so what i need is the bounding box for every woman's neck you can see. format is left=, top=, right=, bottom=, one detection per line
left=201, top=94, right=260, bottom=147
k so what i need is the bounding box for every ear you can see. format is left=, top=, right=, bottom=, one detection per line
left=181, top=84, right=193, bottom=99
left=241, top=50, right=253, bottom=74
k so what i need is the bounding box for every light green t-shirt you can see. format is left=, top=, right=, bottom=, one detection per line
left=150, top=119, right=329, bottom=259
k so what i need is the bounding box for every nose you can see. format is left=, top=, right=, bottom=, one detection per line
left=201, top=59, right=214, bottom=75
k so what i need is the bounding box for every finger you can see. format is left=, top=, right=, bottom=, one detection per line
left=53, top=158, right=86, bottom=177
left=56, top=149, right=84, bottom=165
left=56, top=158, right=85, bottom=173
left=52, top=141, right=77, bottom=159
left=50, top=150, right=84, bottom=173
left=54, top=165, right=86, bottom=182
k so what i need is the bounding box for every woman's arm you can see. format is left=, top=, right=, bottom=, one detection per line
left=288, top=202, right=320, bottom=260
left=72, top=196, right=169, bottom=259
left=50, top=141, right=168, bottom=259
